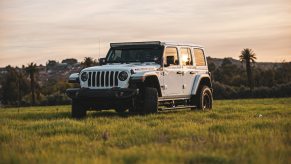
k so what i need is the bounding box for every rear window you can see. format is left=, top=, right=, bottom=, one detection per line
left=193, top=48, right=206, bottom=66
left=180, top=48, right=193, bottom=66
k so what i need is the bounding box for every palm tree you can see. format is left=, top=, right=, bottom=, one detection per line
left=239, top=48, right=257, bottom=91
left=82, top=57, right=96, bottom=68
left=25, top=63, right=38, bottom=105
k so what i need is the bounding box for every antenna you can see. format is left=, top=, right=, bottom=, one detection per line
left=98, top=40, right=100, bottom=60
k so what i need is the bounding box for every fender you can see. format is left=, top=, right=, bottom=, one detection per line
left=129, top=71, right=162, bottom=96
left=130, top=71, right=160, bottom=82
left=191, top=74, right=212, bottom=95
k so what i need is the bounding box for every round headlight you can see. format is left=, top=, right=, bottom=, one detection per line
left=80, top=72, right=88, bottom=81
left=118, top=71, right=128, bottom=81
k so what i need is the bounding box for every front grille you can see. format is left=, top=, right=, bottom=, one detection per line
left=88, top=71, right=119, bottom=88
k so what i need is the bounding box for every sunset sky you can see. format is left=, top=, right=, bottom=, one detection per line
left=0, top=0, right=290, bottom=67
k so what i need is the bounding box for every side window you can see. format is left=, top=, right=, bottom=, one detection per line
left=164, top=47, right=179, bottom=66
left=180, top=48, right=193, bottom=66
left=194, top=48, right=206, bottom=66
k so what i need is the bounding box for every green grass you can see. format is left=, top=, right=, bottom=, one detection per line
left=0, top=98, right=290, bottom=164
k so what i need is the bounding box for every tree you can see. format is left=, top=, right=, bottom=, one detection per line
left=239, top=48, right=257, bottom=91
left=0, top=66, right=30, bottom=105
left=212, top=58, right=244, bottom=86
left=25, top=63, right=38, bottom=105
left=207, top=62, right=216, bottom=81
left=81, top=57, right=96, bottom=68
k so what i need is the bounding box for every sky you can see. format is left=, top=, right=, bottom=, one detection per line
left=0, top=0, right=290, bottom=67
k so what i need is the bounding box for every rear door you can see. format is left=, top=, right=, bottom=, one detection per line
left=191, top=48, right=208, bottom=94
left=193, top=48, right=208, bottom=71
left=180, top=47, right=196, bottom=95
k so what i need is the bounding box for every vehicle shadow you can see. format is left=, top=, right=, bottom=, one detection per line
left=8, top=108, right=198, bottom=121
left=89, top=108, right=195, bottom=118
left=90, top=110, right=135, bottom=118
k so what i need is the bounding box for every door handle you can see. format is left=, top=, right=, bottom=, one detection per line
left=190, top=71, right=196, bottom=74
left=177, top=71, right=183, bottom=74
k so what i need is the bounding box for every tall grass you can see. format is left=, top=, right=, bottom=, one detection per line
left=0, top=98, right=290, bottom=164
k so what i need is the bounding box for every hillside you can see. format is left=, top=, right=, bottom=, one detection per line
left=0, top=98, right=290, bottom=163
left=207, top=57, right=278, bottom=70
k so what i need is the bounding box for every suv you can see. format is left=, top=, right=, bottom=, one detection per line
left=66, top=41, right=213, bottom=118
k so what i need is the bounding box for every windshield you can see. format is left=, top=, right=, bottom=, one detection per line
left=106, top=47, right=163, bottom=64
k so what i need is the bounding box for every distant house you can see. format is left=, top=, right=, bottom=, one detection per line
left=0, top=67, right=8, bottom=74
left=62, top=58, right=78, bottom=65
left=46, top=60, right=67, bottom=72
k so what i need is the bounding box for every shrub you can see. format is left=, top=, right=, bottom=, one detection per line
left=212, top=81, right=291, bottom=99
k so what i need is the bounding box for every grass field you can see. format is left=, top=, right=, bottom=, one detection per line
left=0, top=98, right=290, bottom=164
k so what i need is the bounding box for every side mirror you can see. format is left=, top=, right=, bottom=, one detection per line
left=99, top=58, right=107, bottom=65
left=164, top=56, right=175, bottom=67
left=68, top=73, right=79, bottom=83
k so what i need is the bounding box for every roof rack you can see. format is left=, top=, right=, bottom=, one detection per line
left=110, top=41, right=161, bottom=47
left=110, top=41, right=203, bottom=48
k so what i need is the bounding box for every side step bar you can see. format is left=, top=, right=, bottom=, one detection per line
left=158, top=97, right=190, bottom=102
left=159, top=105, right=196, bottom=111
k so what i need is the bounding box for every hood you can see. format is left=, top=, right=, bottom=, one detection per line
left=82, top=62, right=161, bottom=72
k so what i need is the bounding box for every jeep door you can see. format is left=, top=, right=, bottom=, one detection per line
left=162, top=47, right=184, bottom=96
left=180, top=47, right=196, bottom=95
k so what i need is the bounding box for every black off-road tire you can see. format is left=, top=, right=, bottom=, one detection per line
left=192, top=85, right=213, bottom=111
left=72, top=99, right=87, bottom=119
left=142, top=87, right=158, bottom=114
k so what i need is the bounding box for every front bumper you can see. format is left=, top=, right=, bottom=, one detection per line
left=66, top=88, right=139, bottom=99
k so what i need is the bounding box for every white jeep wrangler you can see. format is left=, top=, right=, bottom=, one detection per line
left=66, top=41, right=213, bottom=118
